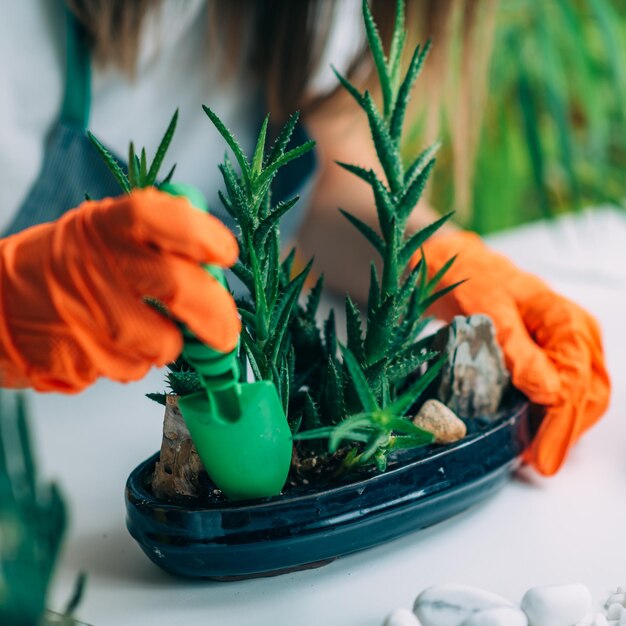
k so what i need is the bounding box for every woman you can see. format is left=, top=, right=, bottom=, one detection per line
left=0, top=0, right=609, bottom=475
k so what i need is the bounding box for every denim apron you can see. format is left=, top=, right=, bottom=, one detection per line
left=3, top=10, right=316, bottom=248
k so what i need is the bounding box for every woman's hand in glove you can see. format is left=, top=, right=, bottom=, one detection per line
left=0, top=188, right=240, bottom=393
left=421, top=231, right=610, bottom=476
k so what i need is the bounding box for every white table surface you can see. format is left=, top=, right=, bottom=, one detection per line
left=31, top=207, right=626, bottom=626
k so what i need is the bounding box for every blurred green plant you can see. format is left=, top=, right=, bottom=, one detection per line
left=0, top=391, right=84, bottom=626
left=419, top=0, right=626, bottom=233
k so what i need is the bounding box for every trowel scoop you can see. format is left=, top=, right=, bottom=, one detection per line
left=161, top=183, right=292, bottom=501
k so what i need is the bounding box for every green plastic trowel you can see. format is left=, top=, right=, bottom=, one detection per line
left=161, top=183, right=292, bottom=501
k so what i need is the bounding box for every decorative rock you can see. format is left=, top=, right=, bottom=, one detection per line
left=413, top=400, right=467, bottom=444
left=382, top=608, right=422, bottom=626
left=414, top=584, right=515, bottom=626
left=521, top=583, right=592, bottom=626
left=152, top=395, right=205, bottom=499
left=433, top=315, right=510, bottom=420
left=460, top=607, right=528, bottom=626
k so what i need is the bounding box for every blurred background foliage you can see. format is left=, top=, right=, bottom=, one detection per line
left=408, top=0, right=626, bottom=234
left=0, top=391, right=84, bottom=625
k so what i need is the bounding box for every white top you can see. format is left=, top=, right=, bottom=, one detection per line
left=0, top=0, right=363, bottom=234
left=31, top=207, right=625, bottom=625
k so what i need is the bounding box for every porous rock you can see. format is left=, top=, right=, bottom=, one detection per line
left=413, top=399, right=466, bottom=444
left=382, top=608, right=422, bottom=626
left=414, top=584, right=515, bottom=626
left=152, top=395, right=205, bottom=499
left=433, top=315, right=509, bottom=420
left=521, top=583, right=592, bottom=626
left=460, top=607, right=528, bottom=626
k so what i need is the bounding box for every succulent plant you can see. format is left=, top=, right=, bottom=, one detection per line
left=91, top=0, right=459, bottom=475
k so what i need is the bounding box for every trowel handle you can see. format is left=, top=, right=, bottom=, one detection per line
left=160, top=183, right=242, bottom=414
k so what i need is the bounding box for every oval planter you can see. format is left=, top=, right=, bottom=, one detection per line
left=125, top=394, right=532, bottom=580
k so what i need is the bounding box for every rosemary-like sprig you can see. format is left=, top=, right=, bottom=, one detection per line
left=293, top=0, right=461, bottom=471
left=204, top=108, right=316, bottom=419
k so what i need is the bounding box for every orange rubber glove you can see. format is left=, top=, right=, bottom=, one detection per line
left=420, top=231, right=610, bottom=476
left=0, top=188, right=240, bottom=393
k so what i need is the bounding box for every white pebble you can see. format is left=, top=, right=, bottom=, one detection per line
left=383, top=608, right=422, bottom=626
left=521, top=584, right=592, bottom=626
left=414, top=584, right=514, bottom=626
left=606, top=603, right=626, bottom=621
left=460, top=607, right=528, bottom=626
left=606, top=590, right=626, bottom=609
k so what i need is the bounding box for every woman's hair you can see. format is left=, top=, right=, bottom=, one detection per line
left=65, top=0, right=497, bottom=221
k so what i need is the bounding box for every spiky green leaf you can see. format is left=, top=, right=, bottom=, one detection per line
left=219, top=159, right=250, bottom=222
left=145, top=392, right=167, bottom=406
left=405, top=141, right=441, bottom=189
left=427, top=254, right=457, bottom=293
left=302, top=391, right=322, bottom=430
left=269, top=260, right=313, bottom=362
left=267, top=111, right=300, bottom=164
left=255, top=196, right=299, bottom=247
left=281, top=248, right=297, bottom=285
left=398, top=158, right=436, bottom=221
left=385, top=357, right=445, bottom=417
left=399, top=212, right=453, bottom=267
left=146, top=109, right=178, bottom=186
left=336, top=161, right=375, bottom=185
left=87, top=132, right=130, bottom=193
left=339, top=209, right=385, bottom=255
left=158, top=163, right=177, bottom=187
left=265, top=232, right=281, bottom=309
left=240, top=328, right=266, bottom=380
left=362, top=91, right=404, bottom=193
left=371, top=175, right=395, bottom=236
left=340, top=346, right=380, bottom=413
left=231, top=261, right=254, bottom=292
left=203, top=105, right=251, bottom=190
left=258, top=141, right=316, bottom=189
left=387, top=347, right=438, bottom=383
left=305, top=275, right=325, bottom=321
left=322, top=356, right=346, bottom=423
left=362, top=0, right=393, bottom=119
left=345, top=296, right=365, bottom=362
left=252, top=115, right=269, bottom=178
left=367, top=262, right=381, bottom=316
left=324, top=310, right=338, bottom=359
left=128, top=142, right=138, bottom=187
left=331, top=66, right=364, bottom=106
left=390, top=41, right=430, bottom=141
left=388, top=0, right=406, bottom=95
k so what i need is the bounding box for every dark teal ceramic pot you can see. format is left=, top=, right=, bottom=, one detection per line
left=125, top=394, right=532, bottom=580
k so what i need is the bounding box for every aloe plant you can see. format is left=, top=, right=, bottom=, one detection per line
left=90, top=0, right=457, bottom=476
left=203, top=107, right=316, bottom=419
left=290, top=0, right=460, bottom=470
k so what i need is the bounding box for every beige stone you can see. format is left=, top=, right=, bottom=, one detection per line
left=152, top=395, right=205, bottom=500
left=412, top=399, right=466, bottom=444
